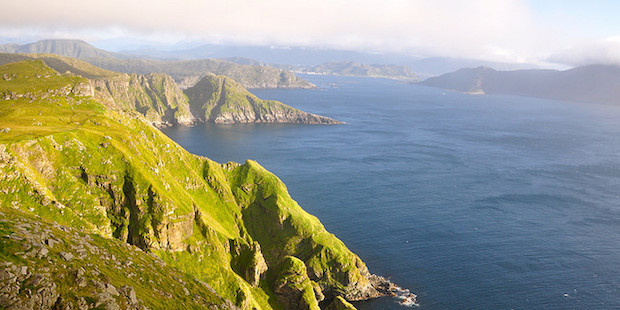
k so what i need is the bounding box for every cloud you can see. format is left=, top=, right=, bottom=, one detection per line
left=549, top=37, right=620, bottom=66
left=0, top=0, right=587, bottom=64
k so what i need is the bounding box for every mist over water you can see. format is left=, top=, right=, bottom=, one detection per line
left=162, top=75, right=620, bottom=309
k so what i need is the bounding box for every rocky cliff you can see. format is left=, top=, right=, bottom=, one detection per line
left=0, top=54, right=340, bottom=127
left=0, top=59, right=387, bottom=309
left=184, top=75, right=340, bottom=124
left=91, top=72, right=197, bottom=127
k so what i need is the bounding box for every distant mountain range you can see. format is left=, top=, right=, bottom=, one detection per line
left=220, top=58, right=418, bottom=80
left=118, top=43, right=554, bottom=76
left=282, top=61, right=418, bottom=80
left=0, top=39, right=122, bottom=58
left=86, top=57, right=314, bottom=89
left=419, top=65, right=620, bottom=105
left=0, top=40, right=314, bottom=89
left=409, top=57, right=560, bottom=78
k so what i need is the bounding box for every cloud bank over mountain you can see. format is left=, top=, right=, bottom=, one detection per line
left=1, top=0, right=619, bottom=66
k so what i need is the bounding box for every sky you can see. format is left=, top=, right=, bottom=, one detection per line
left=1, top=0, right=620, bottom=66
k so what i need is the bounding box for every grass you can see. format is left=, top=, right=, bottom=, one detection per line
left=185, top=74, right=324, bottom=124
left=0, top=208, right=229, bottom=309
left=0, top=59, right=366, bottom=309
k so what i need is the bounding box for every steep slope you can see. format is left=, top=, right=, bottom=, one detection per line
left=0, top=209, right=236, bottom=309
left=91, top=72, right=197, bottom=127
left=0, top=60, right=392, bottom=309
left=0, top=53, right=338, bottom=126
left=419, top=65, right=620, bottom=104
left=184, top=75, right=341, bottom=124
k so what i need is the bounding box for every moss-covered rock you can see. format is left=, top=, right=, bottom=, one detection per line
left=230, top=239, right=268, bottom=287
left=273, top=256, right=321, bottom=310
left=325, top=296, right=357, bottom=310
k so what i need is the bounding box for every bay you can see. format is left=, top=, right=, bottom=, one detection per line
left=161, top=75, right=620, bottom=309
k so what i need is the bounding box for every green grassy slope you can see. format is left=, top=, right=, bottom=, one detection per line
left=185, top=75, right=341, bottom=124
left=0, top=60, right=375, bottom=309
left=0, top=208, right=235, bottom=309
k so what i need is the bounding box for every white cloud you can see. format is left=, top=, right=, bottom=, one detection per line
left=0, top=0, right=604, bottom=65
left=549, top=37, right=620, bottom=66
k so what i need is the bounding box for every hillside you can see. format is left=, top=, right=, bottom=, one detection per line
left=419, top=65, right=620, bottom=104
left=0, top=209, right=235, bottom=309
left=0, top=53, right=339, bottom=126
left=0, top=60, right=395, bottom=309
left=0, top=40, right=315, bottom=89
left=184, top=75, right=339, bottom=124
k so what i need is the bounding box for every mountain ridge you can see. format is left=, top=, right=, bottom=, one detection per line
left=419, top=64, right=620, bottom=105
left=0, top=40, right=315, bottom=90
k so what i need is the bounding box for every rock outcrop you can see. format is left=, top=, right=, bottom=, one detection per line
left=273, top=256, right=321, bottom=310
left=91, top=72, right=197, bottom=127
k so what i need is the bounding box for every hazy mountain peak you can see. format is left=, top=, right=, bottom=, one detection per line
left=1, top=39, right=119, bottom=59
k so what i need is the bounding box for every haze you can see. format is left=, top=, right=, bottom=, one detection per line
left=1, top=0, right=620, bottom=66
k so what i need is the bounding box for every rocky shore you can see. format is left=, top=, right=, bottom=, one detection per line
left=368, top=275, right=418, bottom=307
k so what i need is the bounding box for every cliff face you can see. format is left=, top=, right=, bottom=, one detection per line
left=0, top=54, right=340, bottom=127
left=91, top=73, right=196, bottom=127
left=184, top=75, right=341, bottom=124
left=0, top=60, right=375, bottom=309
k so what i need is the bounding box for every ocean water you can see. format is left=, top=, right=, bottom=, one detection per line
left=161, top=75, right=620, bottom=309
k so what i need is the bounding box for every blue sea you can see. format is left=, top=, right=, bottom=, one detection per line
left=161, top=75, right=620, bottom=309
